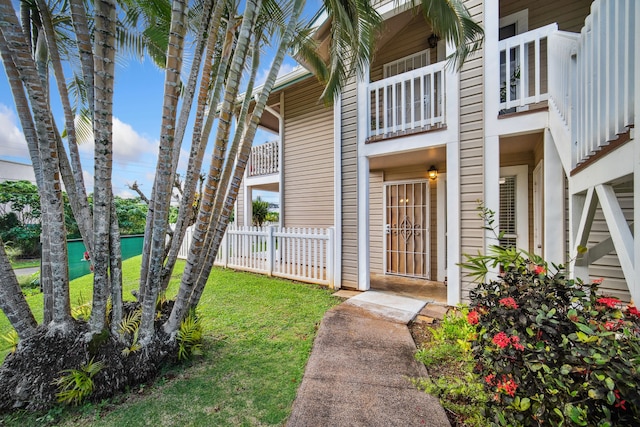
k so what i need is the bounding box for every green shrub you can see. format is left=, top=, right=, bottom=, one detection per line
left=55, top=358, right=105, bottom=406
left=414, top=308, right=489, bottom=426
left=177, top=310, right=203, bottom=360
left=463, top=249, right=640, bottom=426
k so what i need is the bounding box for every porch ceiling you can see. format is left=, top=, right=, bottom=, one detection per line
left=500, top=132, right=542, bottom=155
left=375, top=8, right=422, bottom=52
left=369, top=146, right=445, bottom=170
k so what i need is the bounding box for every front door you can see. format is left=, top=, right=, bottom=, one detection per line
left=384, top=181, right=430, bottom=279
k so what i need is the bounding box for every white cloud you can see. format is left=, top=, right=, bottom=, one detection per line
left=0, top=104, right=29, bottom=160
left=255, top=61, right=298, bottom=87
left=82, top=170, right=94, bottom=193
left=79, top=117, right=159, bottom=168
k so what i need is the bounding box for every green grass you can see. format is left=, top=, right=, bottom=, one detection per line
left=10, top=258, right=40, bottom=269
left=0, top=256, right=340, bottom=426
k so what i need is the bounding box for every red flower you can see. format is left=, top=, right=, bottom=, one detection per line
left=605, top=321, right=619, bottom=331
left=510, top=335, right=524, bottom=351
left=467, top=310, right=480, bottom=325
left=499, top=297, right=519, bottom=309
left=614, top=389, right=627, bottom=410
left=533, top=265, right=546, bottom=275
left=485, top=373, right=495, bottom=385
left=627, top=306, right=640, bottom=318
left=597, top=297, right=620, bottom=309
left=593, top=277, right=604, bottom=284
left=496, top=375, right=518, bottom=397
left=492, top=332, right=510, bottom=349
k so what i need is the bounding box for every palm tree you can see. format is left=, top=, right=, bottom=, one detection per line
left=0, top=0, right=483, bottom=409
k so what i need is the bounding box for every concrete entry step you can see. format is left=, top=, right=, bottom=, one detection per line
left=343, top=290, right=427, bottom=324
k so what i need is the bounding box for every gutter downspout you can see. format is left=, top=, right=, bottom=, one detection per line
left=334, top=93, right=342, bottom=289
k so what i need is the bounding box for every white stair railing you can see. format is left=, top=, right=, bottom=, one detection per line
left=573, top=0, right=635, bottom=166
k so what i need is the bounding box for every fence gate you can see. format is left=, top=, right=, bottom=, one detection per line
left=384, top=181, right=430, bottom=279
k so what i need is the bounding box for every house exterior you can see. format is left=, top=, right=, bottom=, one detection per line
left=236, top=0, right=638, bottom=306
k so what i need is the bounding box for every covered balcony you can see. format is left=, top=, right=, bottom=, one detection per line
left=367, top=61, right=445, bottom=140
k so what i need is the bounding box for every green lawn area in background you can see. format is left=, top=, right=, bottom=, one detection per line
left=0, top=256, right=340, bottom=426
left=10, top=259, right=40, bottom=270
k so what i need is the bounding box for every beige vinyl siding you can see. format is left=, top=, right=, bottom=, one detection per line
left=500, top=0, right=593, bottom=33
left=282, top=79, right=334, bottom=228
left=236, top=185, right=245, bottom=226
left=459, top=0, right=485, bottom=301
left=341, top=76, right=359, bottom=288
left=370, top=13, right=436, bottom=83
left=369, top=171, right=384, bottom=273
left=587, top=190, right=633, bottom=303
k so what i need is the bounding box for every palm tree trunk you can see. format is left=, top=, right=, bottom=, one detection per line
left=139, top=0, right=189, bottom=345
left=0, top=0, right=71, bottom=326
left=109, top=201, right=124, bottom=337
left=189, top=0, right=305, bottom=309
left=0, top=30, right=49, bottom=325
left=164, top=0, right=263, bottom=333
left=69, top=0, right=94, bottom=115
left=192, top=35, right=261, bottom=285
left=0, top=239, right=38, bottom=339
left=90, top=0, right=118, bottom=334
left=159, top=0, right=227, bottom=291
left=37, top=0, right=94, bottom=255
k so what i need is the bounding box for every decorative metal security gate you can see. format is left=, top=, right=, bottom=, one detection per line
left=384, top=181, right=430, bottom=278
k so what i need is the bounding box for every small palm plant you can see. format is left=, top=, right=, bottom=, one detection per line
left=177, top=310, right=203, bottom=361
left=55, top=358, right=105, bottom=406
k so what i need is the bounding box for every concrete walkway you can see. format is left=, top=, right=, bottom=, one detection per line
left=287, top=291, right=450, bottom=427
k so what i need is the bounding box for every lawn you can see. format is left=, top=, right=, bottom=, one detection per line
left=0, top=256, right=341, bottom=426
left=10, top=258, right=40, bottom=269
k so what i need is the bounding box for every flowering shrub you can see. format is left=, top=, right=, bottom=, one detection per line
left=463, top=250, right=640, bottom=426
left=461, top=204, right=640, bottom=426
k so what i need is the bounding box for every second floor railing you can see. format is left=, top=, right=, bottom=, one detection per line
left=498, top=23, right=557, bottom=111
left=248, top=140, right=279, bottom=177
left=368, top=61, right=445, bottom=139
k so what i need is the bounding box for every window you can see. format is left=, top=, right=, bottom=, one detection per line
left=499, top=165, right=529, bottom=251
left=499, top=176, right=518, bottom=248
left=383, top=49, right=431, bottom=78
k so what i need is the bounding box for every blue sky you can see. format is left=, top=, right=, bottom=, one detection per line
left=0, top=1, right=322, bottom=204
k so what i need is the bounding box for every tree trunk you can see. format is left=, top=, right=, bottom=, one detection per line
left=189, top=0, right=306, bottom=309
left=159, top=0, right=227, bottom=291
left=0, top=239, right=38, bottom=339
left=165, top=0, right=263, bottom=333
left=0, top=0, right=71, bottom=326
left=69, top=0, right=95, bottom=116
left=139, top=0, right=189, bottom=346
left=193, top=35, right=261, bottom=285
left=109, top=202, right=124, bottom=337
left=35, top=0, right=94, bottom=258
left=90, top=0, right=118, bottom=334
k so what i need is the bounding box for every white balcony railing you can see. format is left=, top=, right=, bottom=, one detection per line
left=248, top=140, right=279, bottom=177
left=368, top=61, right=445, bottom=139
left=498, top=23, right=557, bottom=111
left=571, top=0, right=635, bottom=166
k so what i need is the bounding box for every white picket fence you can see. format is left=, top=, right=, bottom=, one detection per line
left=179, top=225, right=335, bottom=287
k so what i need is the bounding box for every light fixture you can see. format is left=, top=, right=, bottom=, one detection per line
left=428, top=165, right=438, bottom=180
left=428, top=33, right=440, bottom=49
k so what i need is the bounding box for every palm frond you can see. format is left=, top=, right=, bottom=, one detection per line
left=417, top=0, right=484, bottom=70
